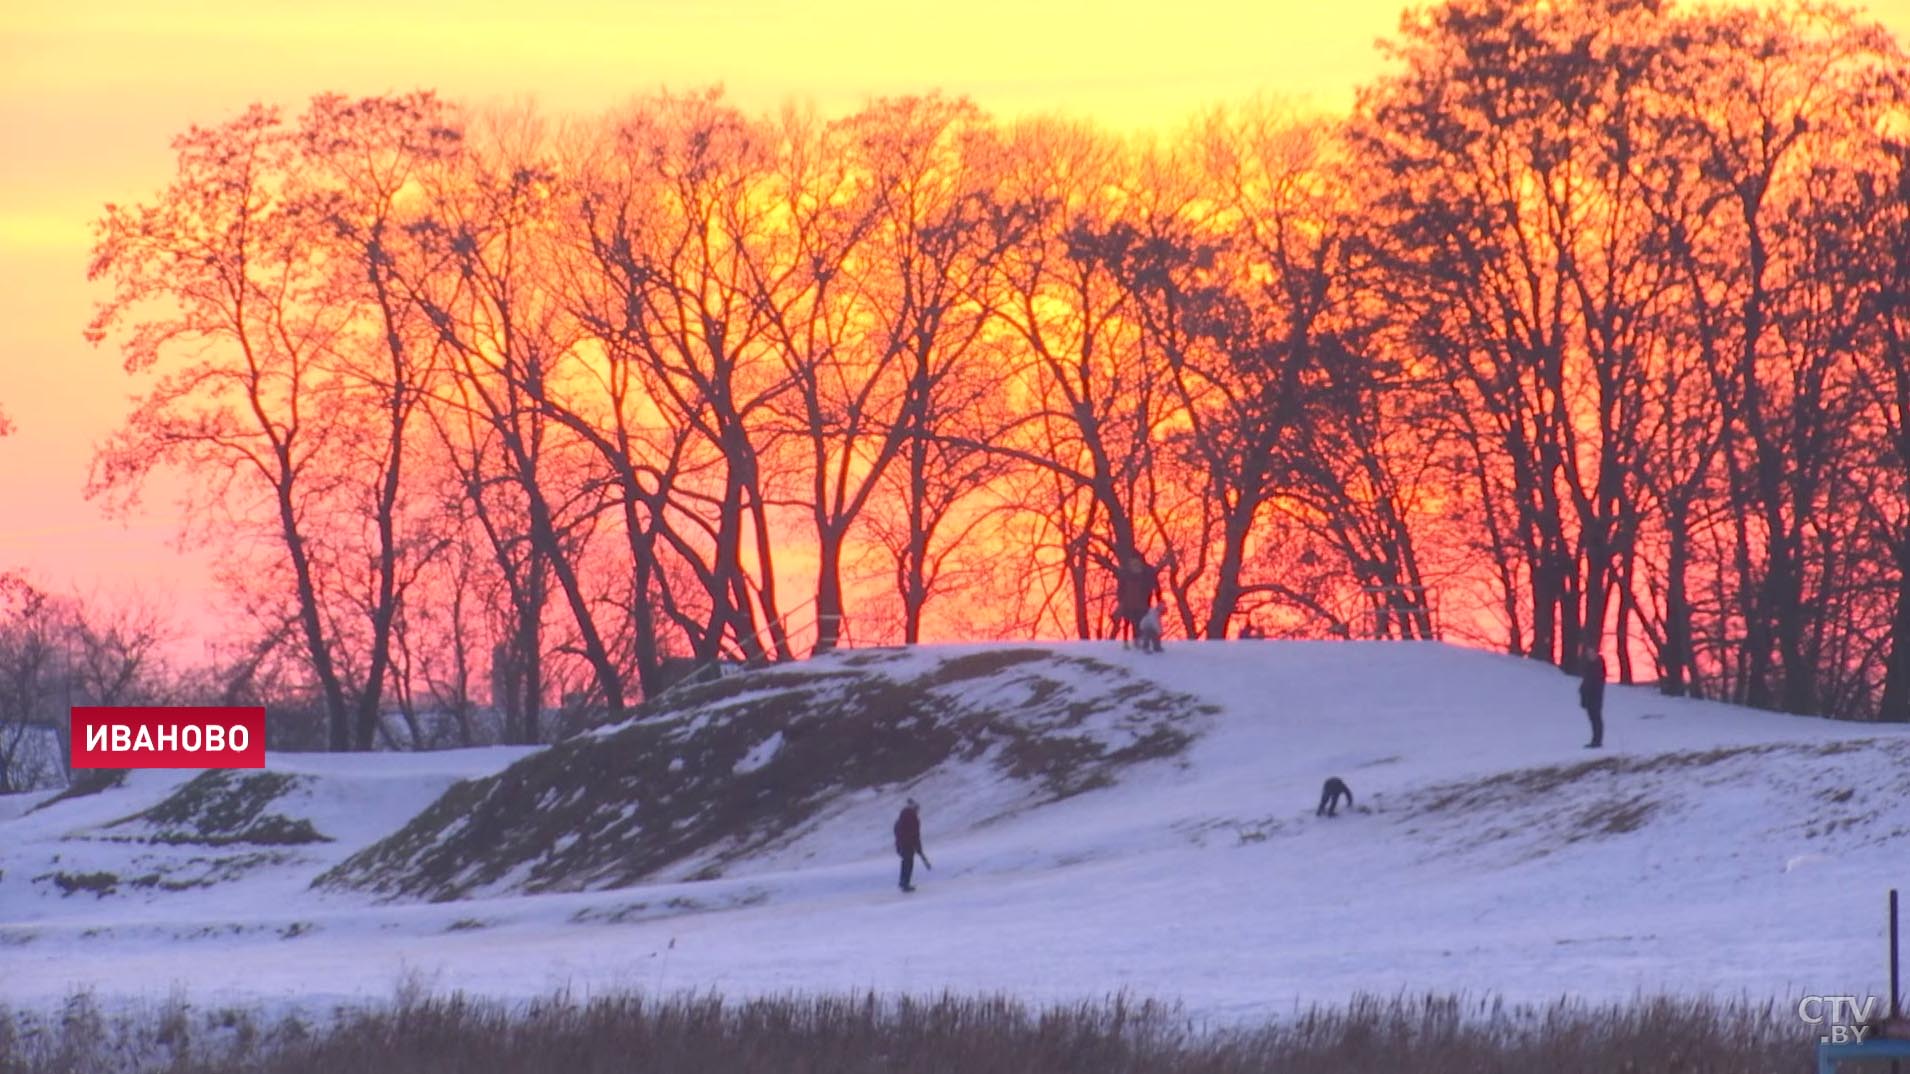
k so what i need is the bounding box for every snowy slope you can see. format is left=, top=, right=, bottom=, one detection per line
left=315, top=648, right=1212, bottom=900
left=0, top=748, right=538, bottom=922
left=2, top=640, right=1907, bottom=1023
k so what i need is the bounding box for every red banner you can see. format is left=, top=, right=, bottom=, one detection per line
left=70, top=707, right=266, bottom=769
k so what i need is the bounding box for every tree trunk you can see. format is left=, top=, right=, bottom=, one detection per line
left=814, top=531, right=845, bottom=654
left=276, top=460, right=353, bottom=753
left=1660, top=519, right=1694, bottom=698
left=902, top=437, right=930, bottom=645
left=1877, top=539, right=1910, bottom=722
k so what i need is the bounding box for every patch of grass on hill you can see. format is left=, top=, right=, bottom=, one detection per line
left=102, top=771, right=329, bottom=847
left=29, top=770, right=127, bottom=813
left=1419, top=739, right=1910, bottom=819
left=317, top=649, right=1212, bottom=902
left=1401, top=738, right=1910, bottom=859
left=34, top=870, right=121, bottom=897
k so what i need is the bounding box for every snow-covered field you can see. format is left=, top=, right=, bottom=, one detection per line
left=3, top=641, right=1907, bottom=1023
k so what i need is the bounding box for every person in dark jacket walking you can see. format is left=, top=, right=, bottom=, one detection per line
left=1579, top=645, right=1607, bottom=749
left=893, top=798, right=926, bottom=892
left=1114, top=553, right=1163, bottom=649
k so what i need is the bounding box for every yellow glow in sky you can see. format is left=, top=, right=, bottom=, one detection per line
left=2, top=0, right=1909, bottom=625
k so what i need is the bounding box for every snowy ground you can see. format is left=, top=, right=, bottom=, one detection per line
left=3, top=641, right=1907, bottom=1024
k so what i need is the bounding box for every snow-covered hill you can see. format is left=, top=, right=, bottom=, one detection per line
left=316, top=648, right=1214, bottom=900
left=2, top=641, right=1906, bottom=1022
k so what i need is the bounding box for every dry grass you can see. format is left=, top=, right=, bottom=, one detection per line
left=102, top=771, right=327, bottom=847
left=27, top=770, right=127, bottom=814
left=0, top=989, right=1817, bottom=1074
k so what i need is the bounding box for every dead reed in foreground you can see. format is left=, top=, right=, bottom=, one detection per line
left=0, top=988, right=1816, bottom=1073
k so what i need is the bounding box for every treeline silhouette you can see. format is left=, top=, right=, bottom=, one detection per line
left=70, top=0, right=1910, bottom=747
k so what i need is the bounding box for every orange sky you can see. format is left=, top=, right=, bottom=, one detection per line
left=3, top=0, right=1909, bottom=653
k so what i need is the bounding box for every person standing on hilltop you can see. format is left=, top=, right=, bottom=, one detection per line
left=1579, top=644, right=1607, bottom=749
left=893, top=798, right=928, bottom=892
left=1114, top=552, right=1163, bottom=649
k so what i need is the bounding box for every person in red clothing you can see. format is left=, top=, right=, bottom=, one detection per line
left=893, top=798, right=926, bottom=892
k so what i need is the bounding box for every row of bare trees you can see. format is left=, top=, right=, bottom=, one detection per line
left=1363, top=0, right=1910, bottom=716
left=0, top=577, right=178, bottom=791
left=0, top=572, right=505, bottom=789
left=78, top=0, right=1910, bottom=745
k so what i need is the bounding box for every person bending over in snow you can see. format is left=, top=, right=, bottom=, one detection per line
left=1316, top=776, right=1353, bottom=817
left=893, top=798, right=929, bottom=892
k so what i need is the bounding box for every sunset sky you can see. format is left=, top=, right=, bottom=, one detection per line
left=4, top=0, right=1910, bottom=651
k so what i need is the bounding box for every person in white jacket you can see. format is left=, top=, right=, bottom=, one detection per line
left=1136, top=603, right=1164, bottom=653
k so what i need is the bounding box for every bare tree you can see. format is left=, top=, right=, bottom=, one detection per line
left=1360, top=0, right=1695, bottom=670
left=979, top=120, right=1166, bottom=633
left=403, top=108, right=631, bottom=728
left=1833, top=109, right=1910, bottom=721
left=0, top=575, right=59, bottom=793
left=65, top=592, right=173, bottom=708
left=88, top=105, right=365, bottom=749
left=752, top=97, right=1030, bottom=649
left=1649, top=5, right=1902, bottom=711
left=560, top=92, right=796, bottom=669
